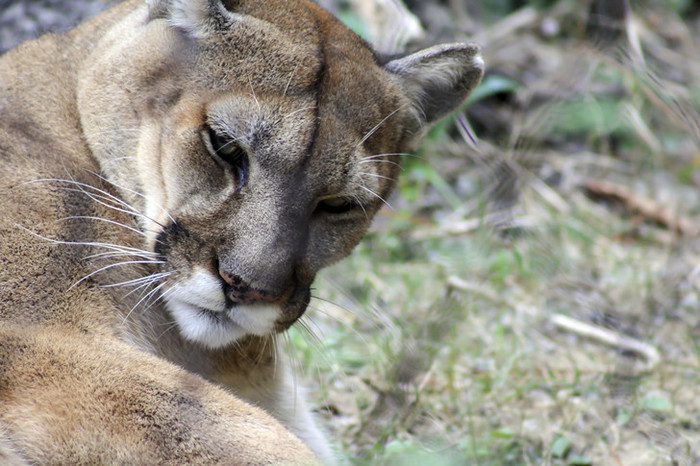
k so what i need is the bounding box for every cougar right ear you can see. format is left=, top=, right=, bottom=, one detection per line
left=146, top=0, right=240, bottom=37
left=385, top=42, right=484, bottom=128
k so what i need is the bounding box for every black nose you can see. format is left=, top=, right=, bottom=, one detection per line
left=218, top=270, right=276, bottom=305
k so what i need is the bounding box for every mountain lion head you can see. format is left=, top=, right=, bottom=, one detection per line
left=76, top=0, right=483, bottom=349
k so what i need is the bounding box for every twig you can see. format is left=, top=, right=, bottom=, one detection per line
left=582, top=179, right=698, bottom=236
left=550, top=313, right=660, bottom=371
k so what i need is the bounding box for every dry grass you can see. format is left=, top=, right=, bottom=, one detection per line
left=291, top=1, right=700, bottom=464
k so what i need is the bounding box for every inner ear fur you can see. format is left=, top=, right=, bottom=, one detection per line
left=146, top=0, right=239, bottom=36
left=385, top=42, right=484, bottom=127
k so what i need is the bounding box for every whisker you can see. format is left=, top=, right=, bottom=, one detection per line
left=359, top=185, right=392, bottom=210
left=295, top=317, right=324, bottom=347
left=155, top=320, right=180, bottom=340
left=280, top=332, right=299, bottom=407
left=290, top=311, right=338, bottom=383
left=103, top=272, right=173, bottom=289
left=271, top=334, right=280, bottom=378
left=85, top=250, right=158, bottom=261
left=320, top=290, right=397, bottom=333
left=125, top=279, right=162, bottom=305
left=58, top=216, right=151, bottom=239
left=283, top=61, right=301, bottom=98
left=59, top=186, right=166, bottom=230
left=147, top=285, right=178, bottom=312
left=357, top=172, right=396, bottom=182
left=357, top=159, right=402, bottom=169
left=16, top=225, right=155, bottom=256
left=350, top=193, right=369, bottom=220
left=308, top=296, right=393, bottom=346
left=27, top=177, right=169, bottom=231
left=362, top=152, right=412, bottom=160
left=215, top=137, right=244, bottom=157
left=137, top=281, right=170, bottom=314
left=247, top=73, right=261, bottom=112
left=123, top=279, right=164, bottom=299
left=280, top=106, right=316, bottom=122
left=357, top=104, right=408, bottom=146
left=29, top=178, right=136, bottom=213
left=123, top=282, right=168, bottom=324
left=87, top=171, right=177, bottom=225
left=68, top=260, right=165, bottom=291
left=255, top=335, right=271, bottom=366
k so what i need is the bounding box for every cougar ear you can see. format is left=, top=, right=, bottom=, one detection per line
left=385, top=42, right=484, bottom=127
left=146, top=0, right=240, bottom=37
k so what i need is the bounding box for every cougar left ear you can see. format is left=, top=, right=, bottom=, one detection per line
left=385, top=42, right=484, bottom=127
left=146, top=0, right=239, bottom=37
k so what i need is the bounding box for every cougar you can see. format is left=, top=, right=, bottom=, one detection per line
left=0, top=0, right=483, bottom=462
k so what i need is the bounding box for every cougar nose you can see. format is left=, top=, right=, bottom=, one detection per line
left=218, top=270, right=276, bottom=305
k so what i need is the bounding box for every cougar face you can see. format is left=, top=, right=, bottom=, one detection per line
left=150, top=79, right=406, bottom=347
left=77, top=0, right=483, bottom=349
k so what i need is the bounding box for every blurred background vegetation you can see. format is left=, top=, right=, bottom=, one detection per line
left=304, top=0, right=700, bottom=464
left=3, top=0, right=700, bottom=464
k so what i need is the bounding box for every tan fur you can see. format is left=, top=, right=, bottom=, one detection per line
left=0, top=0, right=483, bottom=463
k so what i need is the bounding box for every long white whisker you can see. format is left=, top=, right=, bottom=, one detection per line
left=87, top=171, right=177, bottom=225
left=103, top=272, right=173, bottom=289
left=350, top=193, right=369, bottom=220
left=359, top=185, right=392, bottom=210
left=290, top=312, right=337, bottom=383
left=123, top=282, right=168, bottom=324
left=283, top=61, right=301, bottom=97
left=247, top=73, right=261, bottom=112
left=144, top=284, right=177, bottom=309
left=68, top=260, right=165, bottom=291
left=357, top=104, right=408, bottom=146
left=27, top=178, right=136, bottom=214
left=295, top=318, right=323, bottom=347
left=363, top=152, right=411, bottom=160
left=214, top=137, right=244, bottom=157
left=357, top=159, right=402, bottom=169
left=308, top=297, right=390, bottom=345
left=357, top=172, right=396, bottom=182
left=16, top=225, right=154, bottom=256
left=144, top=287, right=181, bottom=335
left=123, top=279, right=163, bottom=299
left=59, top=186, right=165, bottom=229
left=27, top=177, right=169, bottom=231
left=270, top=335, right=279, bottom=377
left=280, top=106, right=316, bottom=121
left=156, top=320, right=180, bottom=340
left=85, top=250, right=158, bottom=261
left=138, top=281, right=171, bottom=313
left=59, top=216, right=150, bottom=239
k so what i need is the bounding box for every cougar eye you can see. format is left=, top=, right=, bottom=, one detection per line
left=206, top=126, right=248, bottom=188
left=316, top=197, right=357, bottom=214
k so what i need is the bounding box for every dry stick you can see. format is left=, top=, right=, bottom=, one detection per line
left=447, top=276, right=505, bottom=304
left=448, top=277, right=661, bottom=371
left=582, top=179, right=698, bottom=236
left=550, top=314, right=660, bottom=371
